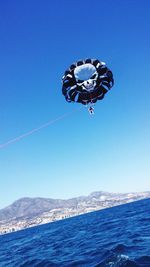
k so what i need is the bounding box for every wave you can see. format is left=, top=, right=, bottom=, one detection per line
left=19, top=259, right=60, bottom=267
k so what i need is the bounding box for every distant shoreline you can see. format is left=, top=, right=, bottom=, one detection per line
left=0, top=191, right=149, bottom=235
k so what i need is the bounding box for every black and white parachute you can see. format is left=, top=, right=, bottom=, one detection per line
left=62, top=58, right=114, bottom=105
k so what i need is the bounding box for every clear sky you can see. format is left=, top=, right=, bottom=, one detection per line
left=0, top=0, right=150, bottom=209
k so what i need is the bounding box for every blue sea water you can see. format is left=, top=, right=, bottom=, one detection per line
left=0, top=198, right=150, bottom=267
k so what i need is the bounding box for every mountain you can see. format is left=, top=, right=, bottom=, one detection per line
left=0, top=193, right=102, bottom=222
left=0, top=196, right=83, bottom=221
left=0, top=191, right=150, bottom=223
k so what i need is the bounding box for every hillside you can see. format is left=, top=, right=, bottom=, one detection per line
left=0, top=191, right=149, bottom=222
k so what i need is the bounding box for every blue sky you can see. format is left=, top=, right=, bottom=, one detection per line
left=0, top=0, right=150, bottom=208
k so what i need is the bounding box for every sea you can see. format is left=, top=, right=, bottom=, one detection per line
left=0, top=198, right=150, bottom=267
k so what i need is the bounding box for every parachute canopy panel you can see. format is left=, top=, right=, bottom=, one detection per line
left=74, top=64, right=97, bottom=81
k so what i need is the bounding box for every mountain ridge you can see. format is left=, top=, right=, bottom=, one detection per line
left=0, top=191, right=150, bottom=222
